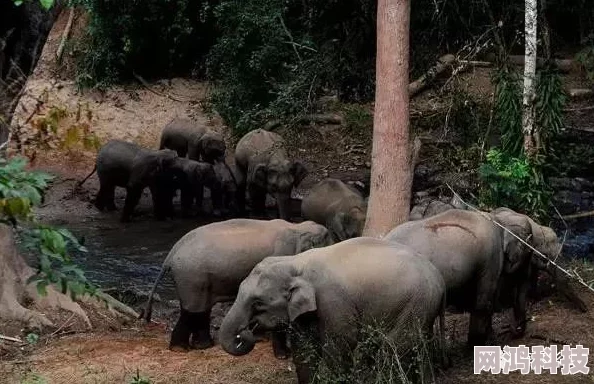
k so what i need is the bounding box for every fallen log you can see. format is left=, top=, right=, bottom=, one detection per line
left=408, top=54, right=456, bottom=97
left=561, top=210, right=594, bottom=221
left=567, top=88, right=594, bottom=99
left=484, top=54, right=575, bottom=72
left=55, top=7, right=75, bottom=63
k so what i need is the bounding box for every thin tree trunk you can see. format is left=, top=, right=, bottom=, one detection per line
left=362, top=0, right=412, bottom=238
left=522, top=0, right=538, bottom=157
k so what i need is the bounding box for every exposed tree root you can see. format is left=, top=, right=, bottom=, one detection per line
left=0, top=224, right=91, bottom=330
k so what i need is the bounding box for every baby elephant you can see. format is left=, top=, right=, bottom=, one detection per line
left=160, top=117, right=226, bottom=164
left=141, top=218, right=333, bottom=357
left=301, top=178, right=367, bottom=241
left=79, top=140, right=179, bottom=222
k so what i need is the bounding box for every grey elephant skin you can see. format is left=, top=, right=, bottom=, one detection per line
left=141, top=218, right=332, bottom=356
left=219, top=237, right=446, bottom=384
left=384, top=208, right=560, bottom=346
left=80, top=140, right=179, bottom=222
left=301, top=178, right=367, bottom=241
left=490, top=207, right=561, bottom=334
left=235, top=129, right=307, bottom=221
left=167, top=157, right=237, bottom=217
left=160, top=117, right=226, bottom=164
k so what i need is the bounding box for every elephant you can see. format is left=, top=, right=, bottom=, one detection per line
left=141, top=218, right=333, bottom=357
left=234, top=128, right=308, bottom=221
left=159, top=117, right=226, bottom=164
left=489, top=207, right=561, bottom=335
left=166, top=157, right=237, bottom=217
left=79, top=140, right=179, bottom=222
left=219, top=237, right=447, bottom=384
left=301, top=178, right=367, bottom=241
left=384, top=208, right=557, bottom=346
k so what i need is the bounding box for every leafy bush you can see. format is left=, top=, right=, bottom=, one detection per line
left=73, top=0, right=219, bottom=88
left=479, top=148, right=552, bottom=219
left=0, top=157, right=96, bottom=299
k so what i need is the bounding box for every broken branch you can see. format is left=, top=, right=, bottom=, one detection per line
left=56, top=7, right=75, bottom=63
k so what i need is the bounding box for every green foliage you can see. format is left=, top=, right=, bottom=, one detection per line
left=25, top=332, right=40, bottom=345
left=72, top=0, right=218, bottom=89
left=0, top=157, right=96, bottom=300
left=343, top=104, right=373, bottom=133
left=492, top=65, right=523, bottom=156
left=576, top=33, right=594, bottom=83
left=479, top=149, right=552, bottom=220
left=535, top=66, right=566, bottom=154
left=12, top=0, right=54, bottom=10
left=20, top=373, right=48, bottom=384
left=129, top=370, right=151, bottom=384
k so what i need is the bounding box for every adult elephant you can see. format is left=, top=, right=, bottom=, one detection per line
left=384, top=208, right=559, bottom=346
left=301, top=178, right=367, bottom=241
left=490, top=207, right=561, bottom=335
left=219, top=237, right=446, bottom=384
left=167, top=158, right=237, bottom=217
left=141, top=219, right=333, bottom=357
left=159, top=117, right=226, bottom=164
left=79, top=140, right=179, bottom=222
left=234, top=128, right=307, bottom=221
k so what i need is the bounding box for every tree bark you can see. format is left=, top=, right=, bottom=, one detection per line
left=0, top=224, right=91, bottom=330
left=362, top=0, right=412, bottom=238
left=522, top=0, right=538, bottom=158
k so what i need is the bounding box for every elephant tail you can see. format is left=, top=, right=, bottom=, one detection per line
left=77, top=165, right=97, bottom=188
left=139, top=264, right=170, bottom=323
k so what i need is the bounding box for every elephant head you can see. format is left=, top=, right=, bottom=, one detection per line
left=212, top=160, right=238, bottom=216
left=128, top=148, right=179, bottom=188
left=327, top=208, right=366, bottom=242
left=250, top=157, right=308, bottom=220
left=198, top=131, right=227, bottom=164
left=492, top=207, right=561, bottom=274
left=274, top=221, right=334, bottom=255
left=219, top=258, right=316, bottom=356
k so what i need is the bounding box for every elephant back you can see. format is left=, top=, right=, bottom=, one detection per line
left=234, top=128, right=287, bottom=169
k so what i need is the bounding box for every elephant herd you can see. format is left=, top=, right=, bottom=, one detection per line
left=79, top=118, right=562, bottom=383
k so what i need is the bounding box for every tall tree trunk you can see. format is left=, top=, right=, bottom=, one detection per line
left=522, top=0, right=538, bottom=157
left=362, top=0, right=412, bottom=238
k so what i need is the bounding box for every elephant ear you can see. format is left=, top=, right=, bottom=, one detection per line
left=290, top=161, right=308, bottom=186
left=249, top=163, right=268, bottom=190
left=288, top=277, right=317, bottom=322
left=493, top=210, right=533, bottom=274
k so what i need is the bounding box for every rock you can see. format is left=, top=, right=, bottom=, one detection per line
left=549, top=177, right=574, bottom=191
left=553, top=190, right=584, bottom=215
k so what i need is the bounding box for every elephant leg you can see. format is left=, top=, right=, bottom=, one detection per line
left=169, top=308, right=193, bottom=352
left=121, top=187, right=142, bottom=222
left=249, top=187, right=267, bottom=218
left=236, top=180, right=247, bottom=217
left=149, top=185, right=170, bottom=221
left=95, top=182, right=116, bottom=211
left=194, top=186, right=206, bottom=215
left=180, top=187, right=194, bottom=217
left=190, top=310, right=214, bottom=349
left=512, top=279, right=530, bottom=338
left=272, top=331, right=290, bottom=359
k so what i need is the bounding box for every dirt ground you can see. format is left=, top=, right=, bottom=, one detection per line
left=2, top=7, right=594, bottom=384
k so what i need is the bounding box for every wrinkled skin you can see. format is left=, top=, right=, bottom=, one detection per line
left=159, top=118, right=226, bottom=164
left=142, top=219, right=333, bottom=357
left=490, top=207, right=561, bottom=337
left=93, top=140, right=179, bottom=222
left=166, top=158, right=237, bottom=217
left=219, top=238, right=446, bottom=384
left=384, top=209, right=535, bottom=346
left=235, top=129, right=307, bottom=221
left=301, top=178, right=367, bottom=241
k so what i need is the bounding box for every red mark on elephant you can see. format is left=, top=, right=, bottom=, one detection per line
left=424, top=222, right=477, bottom=238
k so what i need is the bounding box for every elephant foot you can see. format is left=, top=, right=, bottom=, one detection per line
left=191, top=338, right=214, bottom=350
left=168, top=344, right=190, bottom=353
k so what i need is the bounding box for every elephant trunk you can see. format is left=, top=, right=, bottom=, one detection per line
left=276, top=193, right=292, bottom=221
left=219, top=301, right=256, bottom=356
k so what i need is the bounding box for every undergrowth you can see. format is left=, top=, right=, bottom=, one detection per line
left=294, top=319, right=440, bottom=384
